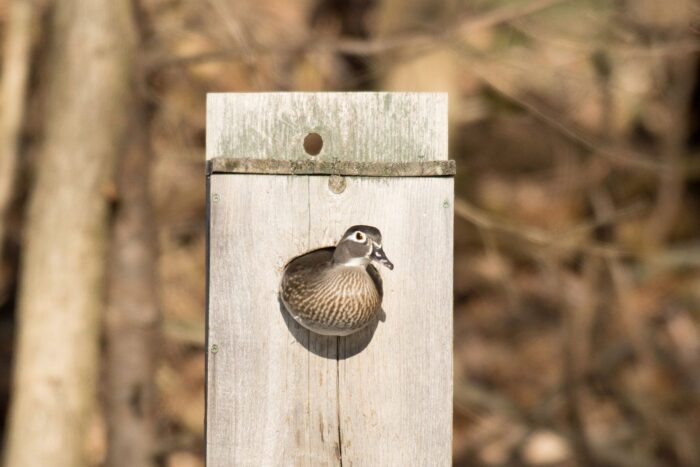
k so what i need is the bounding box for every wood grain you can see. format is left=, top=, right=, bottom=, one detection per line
left=308, top=176, right=453, bottom=466
left=206, top=92, right=448, bottom=163
left=208, top=175, right=340, bottom=466
left=206, top=93, right=452, bottom=466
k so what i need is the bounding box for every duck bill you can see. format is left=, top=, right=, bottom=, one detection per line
left=371, top=246, right=394, bottom=270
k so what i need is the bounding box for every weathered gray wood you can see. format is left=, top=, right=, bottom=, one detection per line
left=206, top=92, right=448, bottom=163
left=207, top=157, right=456, bottom=177
left=206, top=92, right=452, bottom=466
left=208, top=175, right=340, bottom=466
left=308, top=176, right=453, bottom=466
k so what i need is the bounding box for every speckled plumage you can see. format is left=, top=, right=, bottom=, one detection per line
left=280, top=226, right=392, bottom=336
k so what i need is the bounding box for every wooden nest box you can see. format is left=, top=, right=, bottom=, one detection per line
left=206, top=92, right=454, bottom=466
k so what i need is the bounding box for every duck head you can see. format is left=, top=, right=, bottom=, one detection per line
left=332, top=225, right=394, bottom=270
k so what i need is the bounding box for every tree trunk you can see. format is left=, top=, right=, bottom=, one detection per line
left=0, top=0, right=40, bottom=269
left=104, top=102, right=160, bottom=467
left=2, top=1, right=137, bottom=466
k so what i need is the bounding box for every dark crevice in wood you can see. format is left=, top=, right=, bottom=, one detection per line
left=336, top=335, right=343, bottom=466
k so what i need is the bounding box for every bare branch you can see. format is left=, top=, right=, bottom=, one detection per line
left=146, top=0, right=569, bottom=70
left=453, top=196, right=637, bottom=258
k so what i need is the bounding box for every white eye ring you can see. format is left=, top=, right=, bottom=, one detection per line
left=353, top=231, right=366, bottom=242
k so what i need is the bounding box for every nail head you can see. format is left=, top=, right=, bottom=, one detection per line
left=329, top=175, right=346, bottom=194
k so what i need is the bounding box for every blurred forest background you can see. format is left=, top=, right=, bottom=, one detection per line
left=0, top=0, right=698, bottom=466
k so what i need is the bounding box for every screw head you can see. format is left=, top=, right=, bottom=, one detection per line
left=442, top=200, right=450, bottom=208
left=212, top=193, right=220, bottom=203
left=210, top=344, right=219, bottom=354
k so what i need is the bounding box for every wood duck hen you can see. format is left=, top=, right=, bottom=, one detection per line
left=280, top=225, right=393, bottom=336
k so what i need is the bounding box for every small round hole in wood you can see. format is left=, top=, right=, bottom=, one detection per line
left=303, top=132, right=323, bottom=156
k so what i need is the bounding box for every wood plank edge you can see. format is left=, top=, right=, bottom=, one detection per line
left=206, top=158, right=456, bottom=177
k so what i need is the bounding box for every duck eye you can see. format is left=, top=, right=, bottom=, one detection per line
left=355, top=232, right=365, bottom=241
